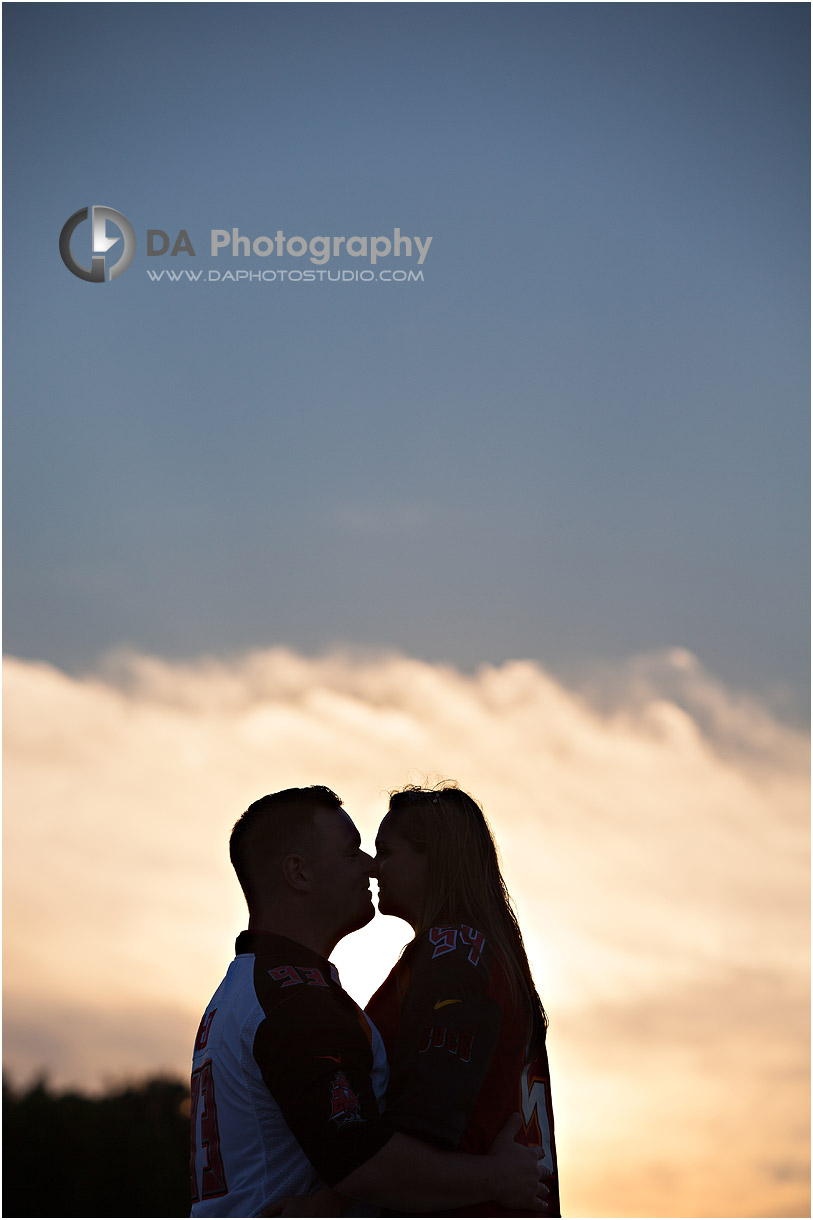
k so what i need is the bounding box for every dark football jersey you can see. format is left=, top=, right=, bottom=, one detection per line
left=190, top=931, right=391, bottom=1216
left=366, top=923, right=560, bottom=1218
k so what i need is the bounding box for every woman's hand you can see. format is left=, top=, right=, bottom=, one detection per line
left=488, top=1113, right=552, bottom=1214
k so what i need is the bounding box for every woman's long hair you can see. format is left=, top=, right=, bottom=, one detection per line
left=387, top=781, right=548, bottom=1062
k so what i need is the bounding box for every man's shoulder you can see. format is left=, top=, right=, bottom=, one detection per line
left=237, top=934, right=362, bottom=1036
left=254, top=957, right=349, bottom=1018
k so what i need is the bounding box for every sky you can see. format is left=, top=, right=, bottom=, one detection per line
left=3, top=2, right=809, bottom=707
left=2, top=4, right=810, bottom=1218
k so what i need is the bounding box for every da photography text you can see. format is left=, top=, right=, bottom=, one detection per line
left=59, top=206, right=433, bottom=284
left=150, top=227, right=433, bottom=266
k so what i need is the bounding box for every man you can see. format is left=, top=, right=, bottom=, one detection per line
left=190, top=785, right=549, bottom=1216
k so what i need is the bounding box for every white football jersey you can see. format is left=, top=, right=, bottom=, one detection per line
left=191, top=931, right=389, bottom=1217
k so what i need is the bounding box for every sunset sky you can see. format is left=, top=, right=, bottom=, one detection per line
left=3, top=5, right=809, bottom=1217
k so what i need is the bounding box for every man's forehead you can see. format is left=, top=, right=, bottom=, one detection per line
left=314, top=806, right=361, bottom=846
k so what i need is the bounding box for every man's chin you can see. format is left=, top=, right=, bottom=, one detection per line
left=338, top=897, right=376, bottom=940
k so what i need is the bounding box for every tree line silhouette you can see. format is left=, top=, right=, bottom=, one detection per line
left=3, top=1074, right=191, bottom=1217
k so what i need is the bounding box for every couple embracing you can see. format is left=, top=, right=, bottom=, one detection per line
left=190, top=783, right=560, bottom=1217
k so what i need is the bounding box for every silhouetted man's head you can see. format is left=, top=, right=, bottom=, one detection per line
left=230, top=786, right=374, bottom=941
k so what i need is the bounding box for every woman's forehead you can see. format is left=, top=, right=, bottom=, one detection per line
left=374, top=812, right=393, bottom=842
left=375, top=812, right=409, bottom=847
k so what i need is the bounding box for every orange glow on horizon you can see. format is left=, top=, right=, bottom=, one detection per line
left=3, top=646, right=809, bottom=1217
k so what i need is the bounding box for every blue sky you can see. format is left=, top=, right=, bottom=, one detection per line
left=4, top=2, right=809, bottom=712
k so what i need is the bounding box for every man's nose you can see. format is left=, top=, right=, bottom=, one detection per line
left=364, top=852, right=377, bottom=878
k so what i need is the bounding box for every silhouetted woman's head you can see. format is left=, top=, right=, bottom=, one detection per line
left=375, top=781, right=548, bottom=1058
left=375, top=784, right=502, bottom=931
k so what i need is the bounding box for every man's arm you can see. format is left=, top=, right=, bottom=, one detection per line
left=336, top=1114, right=548, bottom=1214
left=262, top=1115, right=549, bottom=1216
left=252, top=970, right=547, bottom=1214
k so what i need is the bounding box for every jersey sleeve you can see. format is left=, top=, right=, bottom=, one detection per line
left=383, top=926, right=503, bottom=1149
left=252, top=976, right=393, bottom=1188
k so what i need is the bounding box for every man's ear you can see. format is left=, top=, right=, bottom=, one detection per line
left=281, top=852, right=311, bottom=892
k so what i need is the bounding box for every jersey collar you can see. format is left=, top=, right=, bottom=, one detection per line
left=235, top=929, right=341, bottom=984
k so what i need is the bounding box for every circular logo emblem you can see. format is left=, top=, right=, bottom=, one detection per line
left=59, top=206, right=136, bottom=282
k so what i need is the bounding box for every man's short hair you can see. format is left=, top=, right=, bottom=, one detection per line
left=229, top=785, right=343, bottom=909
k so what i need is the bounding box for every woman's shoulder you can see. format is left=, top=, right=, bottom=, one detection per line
left=407, top=918, right=498, bottom=980
left=410, top=920, right=521, bottom=1004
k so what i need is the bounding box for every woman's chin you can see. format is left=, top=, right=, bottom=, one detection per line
left=376, top=897, right=415, bottom=928
left=377, top=894, right=401, bottom=919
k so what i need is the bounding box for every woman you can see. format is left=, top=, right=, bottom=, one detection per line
left=366, top=783, right=560, bottom=1217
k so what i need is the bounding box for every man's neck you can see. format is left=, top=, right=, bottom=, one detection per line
left=247, top=912, right=336, bottom=960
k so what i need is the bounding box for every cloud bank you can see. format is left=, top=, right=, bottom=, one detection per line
left=3, top=646, right=808, bottom=1217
